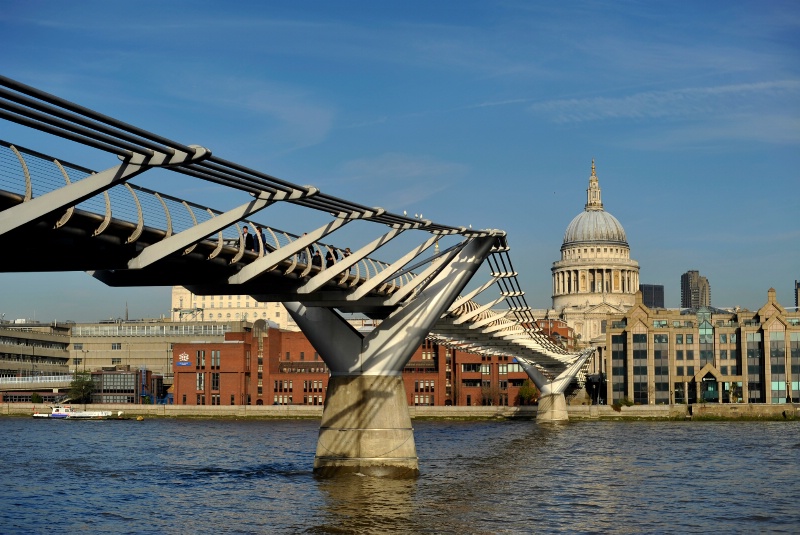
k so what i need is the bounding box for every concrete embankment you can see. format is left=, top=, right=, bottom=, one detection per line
left=5, top=402, right=799, bottom=420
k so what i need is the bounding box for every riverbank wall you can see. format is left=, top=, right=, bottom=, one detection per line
left=5, top=402, right=799, bottom=420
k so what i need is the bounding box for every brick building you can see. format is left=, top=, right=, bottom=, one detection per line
left=172, top=323, right=540, bottom=407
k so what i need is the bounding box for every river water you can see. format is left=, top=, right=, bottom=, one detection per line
left=1, top=417, right=799, bottom=534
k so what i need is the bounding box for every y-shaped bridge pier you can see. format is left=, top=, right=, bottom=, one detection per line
left=0, top=75, right=593, bottom=477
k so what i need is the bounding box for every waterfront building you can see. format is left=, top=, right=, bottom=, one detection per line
left=680, top=270, right=711, bottom=308
left=0, top=322, right=70, bottom=377
left=69, top=319, right=251, bottom=384
left=170, top=286, right=295, bottom=330
left=639, top=284, right=665, bottom=309
left=549, top=161, right=640, bottom=349
left=90, top=368, right=162, bottom=404
left=171, top=323, right=537, bottom=407
left=605, top=288, right=800, bottom=405
left=0, top=322, right=71, bottom=402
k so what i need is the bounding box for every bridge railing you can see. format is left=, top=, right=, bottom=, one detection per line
left=0, top=375, right=73, bottom=387
left=0, top=140, right=401, bottom=286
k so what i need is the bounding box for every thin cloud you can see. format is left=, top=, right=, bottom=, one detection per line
left=337, top=153, right=468, bottom=210
left=169, top=77, right=336, bottom=152
left=528, top=80, right=800, bottom=123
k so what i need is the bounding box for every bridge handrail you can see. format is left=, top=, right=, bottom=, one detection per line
left=0, top=140, right=396, bottom=284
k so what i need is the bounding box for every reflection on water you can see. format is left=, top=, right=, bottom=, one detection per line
left=313, top=475, right=418, bottom=534
left=1, top=418, right=799, bottom=533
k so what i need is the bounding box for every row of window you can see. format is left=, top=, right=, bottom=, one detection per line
left=73, top=324, right=231, bottom=337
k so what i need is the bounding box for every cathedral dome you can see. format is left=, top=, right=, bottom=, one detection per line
left=561, top=160, right=628, bottom=247
left=563, top=209, right=627, bottom=246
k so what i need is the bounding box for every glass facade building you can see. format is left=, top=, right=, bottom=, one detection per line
left=605, top=288, right=800, bottom=405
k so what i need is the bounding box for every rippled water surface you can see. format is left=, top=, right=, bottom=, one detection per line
left=2, top=417, right=799, bottom=534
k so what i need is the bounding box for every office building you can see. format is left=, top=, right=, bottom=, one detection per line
left=795, top=280, right=799, bottom=309
left=170, top=286, right=295, bottom=330
left=639, top=284, right=665, bottom=309
left=605, top=288, right=800, bottom=405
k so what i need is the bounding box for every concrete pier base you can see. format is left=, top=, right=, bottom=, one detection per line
left=536, top=393, right=569, bottom=423
left=314, top=374, right=419, bottom=478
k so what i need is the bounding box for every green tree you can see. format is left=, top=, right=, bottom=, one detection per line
left=69, top=373, right=94, bottom=403
left=31, top=392, right=43, bottom=404
left=516, top=379, right=538, bottom=406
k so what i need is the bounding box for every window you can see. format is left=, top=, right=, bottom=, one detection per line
left=111, top=358, right=122, bottom=365
left=686, top=334, right=694, bottom=344
left=676, top=334, right=683, bottom=345
left=720, top=334, right=728, bottom=344
left=633, top=333, right=648, bottom=404
left=196, top=373, right=204, bottom=391
left=111, top=343, right=122, bottom=350
left=300, top=352, right=305, bottom=361
left=285, top=352, right=290, bottom=361
left=211, top=373, right=220, bottom=391
left=73, top=343, right=83, bottom=350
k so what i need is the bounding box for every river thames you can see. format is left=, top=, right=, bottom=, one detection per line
left=2, top=417, right=799, bottom=534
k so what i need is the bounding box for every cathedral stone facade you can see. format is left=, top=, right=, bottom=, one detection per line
left=549, top=162, right=639, bottom=347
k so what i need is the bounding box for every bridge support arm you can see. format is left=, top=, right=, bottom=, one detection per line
left=128, top=194, right=275, bottom=269
left=284, top=235, right=497, bottom=477
left=517, top=348, right=596, bottom=423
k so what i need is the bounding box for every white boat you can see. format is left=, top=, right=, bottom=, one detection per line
left=32, top=405, right=125, bottom=420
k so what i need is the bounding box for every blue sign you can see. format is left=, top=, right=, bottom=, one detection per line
left=176, top=362, right=193, bottom=367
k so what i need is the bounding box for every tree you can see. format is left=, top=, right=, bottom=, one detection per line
left=69, top=373, right=94, bottom=403
left=516, top=379, right=538, bottom=406
left=31, top=392, right=43, bottom=404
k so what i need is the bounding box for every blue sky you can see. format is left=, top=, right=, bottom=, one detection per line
left=1, top=0, right=799, bottom=322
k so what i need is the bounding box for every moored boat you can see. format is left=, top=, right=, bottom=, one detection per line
left=32, top=405, right=127, bottom=420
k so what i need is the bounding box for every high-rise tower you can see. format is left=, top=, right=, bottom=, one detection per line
left=680, top=270, right=711, bottom=309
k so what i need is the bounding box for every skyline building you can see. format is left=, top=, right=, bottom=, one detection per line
left=681, top=270, right=711, bottom=309
left=795, top=280, right=799, bottom=309
left=170, top=286, right=295, bottom=330
left=639, top=284, right=665, bottom=309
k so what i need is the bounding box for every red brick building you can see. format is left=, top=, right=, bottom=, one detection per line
left=172, top=325, right=540, bottom=407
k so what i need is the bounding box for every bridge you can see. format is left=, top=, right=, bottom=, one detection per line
left=0, top=75, right=594, bottom=477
